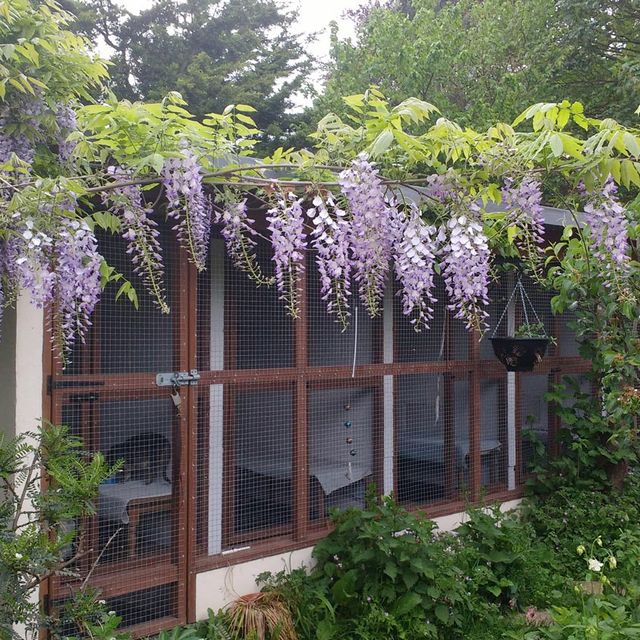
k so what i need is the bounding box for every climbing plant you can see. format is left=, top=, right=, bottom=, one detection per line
left=1, top=2, right=639, bottom=484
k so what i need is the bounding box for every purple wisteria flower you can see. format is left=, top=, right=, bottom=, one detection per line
left=104, top=166, right=169, bottom=313
left=584, top=177, right=629, bottom=268
left=162, top=149, right=212, bottom=271
left=213, top=197, right=273, bottom=286
left=14, top=217, right=56, bottom=307
left=438, top=201, right=490, bottom=332
left=339, top=154, right=397, bottom=317
left=9, top=196, right=101, bottom=358
left=55, top=103, right=78, bottom=164
left=55, top=216, right=102, bottom=355
left=267, top=191, right=306, bottom=317
left=394, top=203, right=438, bottom=331
left=307, top=194, right=352, bottom=329
left=502, top=176, right=545, bottom=253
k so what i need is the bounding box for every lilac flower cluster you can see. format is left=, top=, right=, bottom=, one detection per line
left=394, top=203, right=438, bottom=331
left=438, top=202, right=490, bottom=332
left=213, top=198, right=272, bottom=286
left=55, top=103, right=78, bottom=164
left=162, top=149, right=212, bottom=271
left=307, top=194, right=352, bottom=329
left=339, top=155, right=397, bottom=317
left=584, top=177, right=629, bottom=268
left=8, top=196, right=101, bottom=357
left=14, top=218, right=56, bottom=306
left=104, top=166, right=169, bottom=313
left=502, top=176, right=545, bottom=252
left=55, top=217, right=102, bottom=355
left=267, top=192, right=306, bottom=317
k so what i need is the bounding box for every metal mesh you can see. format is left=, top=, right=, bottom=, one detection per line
left=49, top=223, right=184, bottom=635
left=396, top=373, right=459, bottom=505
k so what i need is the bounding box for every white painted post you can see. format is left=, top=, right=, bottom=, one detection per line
left=208, top=240, right=224, bottom=555
left=383, top=284, right=394, bottom=495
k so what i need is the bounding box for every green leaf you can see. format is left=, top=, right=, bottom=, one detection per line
left=393, top=592, right=422, bottom=617
left=435, top=604, right=449, bottom=624
left=370, top=128, right=394, bottom=157
left=549, top=133, right=564, bottom=157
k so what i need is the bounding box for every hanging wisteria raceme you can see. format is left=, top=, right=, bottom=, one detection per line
left=8, top=195, right=101, bottom=358
left=584, top=177, right=629, bottom=269
left=13, top=218, right=56, bottom=307
left=213, top=197, right=273, bottom=286
left=55, top=103, right=78, bottom=164
left=54, top=216, right=102, bottom=356
left=103, top=166, right=169, bottom=313
left=339, top=154, right=398, bottom=317
left=393, top=203, right=438, bottom=331
left=162, top=149, right=212, bottom=271
left=267, top=191, right=307, bottom=317
left=438, top=201, right=491, bottom=332
left=307, top=194, right=352, bottom=330
left=502, top=176, right=545, bottom=260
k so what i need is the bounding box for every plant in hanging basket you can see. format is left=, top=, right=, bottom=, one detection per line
left=491, top=322, right=550, bottom=372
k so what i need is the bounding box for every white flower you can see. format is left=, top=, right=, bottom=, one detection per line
left=608, top=556, right=617, bottom=569
left=588, top=558, right=603, bottom=572
left=15, top=553, right=23, bottom=560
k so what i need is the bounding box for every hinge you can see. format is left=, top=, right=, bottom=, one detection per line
left=155, top=369, right=200, bottom=387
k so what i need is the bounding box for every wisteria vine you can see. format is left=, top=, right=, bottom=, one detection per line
left=267, top=191, right=307, bottom=317
left=307, top=194, right=352, bottom=330
left=339, top=154, right=398, bottom=317
left=583, top=177, right=629, bottom=269
left=0, top=142, right=634, bottom=362
left=394, top=203, right=438, bottom=331
left=103, top=166, right=169, bottom=313
left=162, top=149, right=213, bottom=271
left=213, top=197, right=273, bottom=286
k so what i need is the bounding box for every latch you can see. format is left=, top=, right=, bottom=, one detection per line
left=155, top=369, right=200, bottom=387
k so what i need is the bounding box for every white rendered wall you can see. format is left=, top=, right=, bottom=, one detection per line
left=14, top=294, right=44, bottom=438
left=194, top=499, right=522, bottom=617
left=3, top=295, right=45, bottom=638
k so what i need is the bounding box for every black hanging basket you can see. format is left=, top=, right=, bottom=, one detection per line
left=490, top=274, right=550, bottom=372
left=490, top=336, right=549, bottom=372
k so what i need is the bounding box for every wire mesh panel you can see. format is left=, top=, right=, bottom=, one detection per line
left=395, top=373, right=459, bottom=505
left=521, top=374, right=551, bottom=472
left=308, top=260, right=380, bottom=367
left=225, top=241, right=294, bottom=370
left=307, top=383, right=378, bottom=521
left=49, top=222, right=186, bottom=635
left=229, top=386, right=294, bottom=544
left=479, top=376, right=508, bottom=490
left=558, top=311, right=582, bottom=357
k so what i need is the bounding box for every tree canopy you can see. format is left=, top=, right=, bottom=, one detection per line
left=61, top=0, right=314, bottom=145
left=312, top=0, right=640, bottom=129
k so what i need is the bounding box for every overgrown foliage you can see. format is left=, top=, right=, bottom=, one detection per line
left=314, top=0, right=640, bottom=130
left=0, top=424, right=121, bottom=640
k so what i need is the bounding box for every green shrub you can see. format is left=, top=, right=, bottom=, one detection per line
left=456, top=505, right=565, bottom=609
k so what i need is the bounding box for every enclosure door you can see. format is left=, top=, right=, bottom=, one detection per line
left=46, top=228, right=193, bottom=637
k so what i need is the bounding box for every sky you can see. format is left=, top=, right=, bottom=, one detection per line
left=119, top=0, right=364, bottom=62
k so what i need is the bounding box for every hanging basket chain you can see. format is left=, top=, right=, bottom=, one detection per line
left=492, top=273, right=546, bottom=338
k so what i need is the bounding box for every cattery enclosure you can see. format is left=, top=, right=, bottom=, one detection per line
left=43, top=209, right=590, bottom=636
